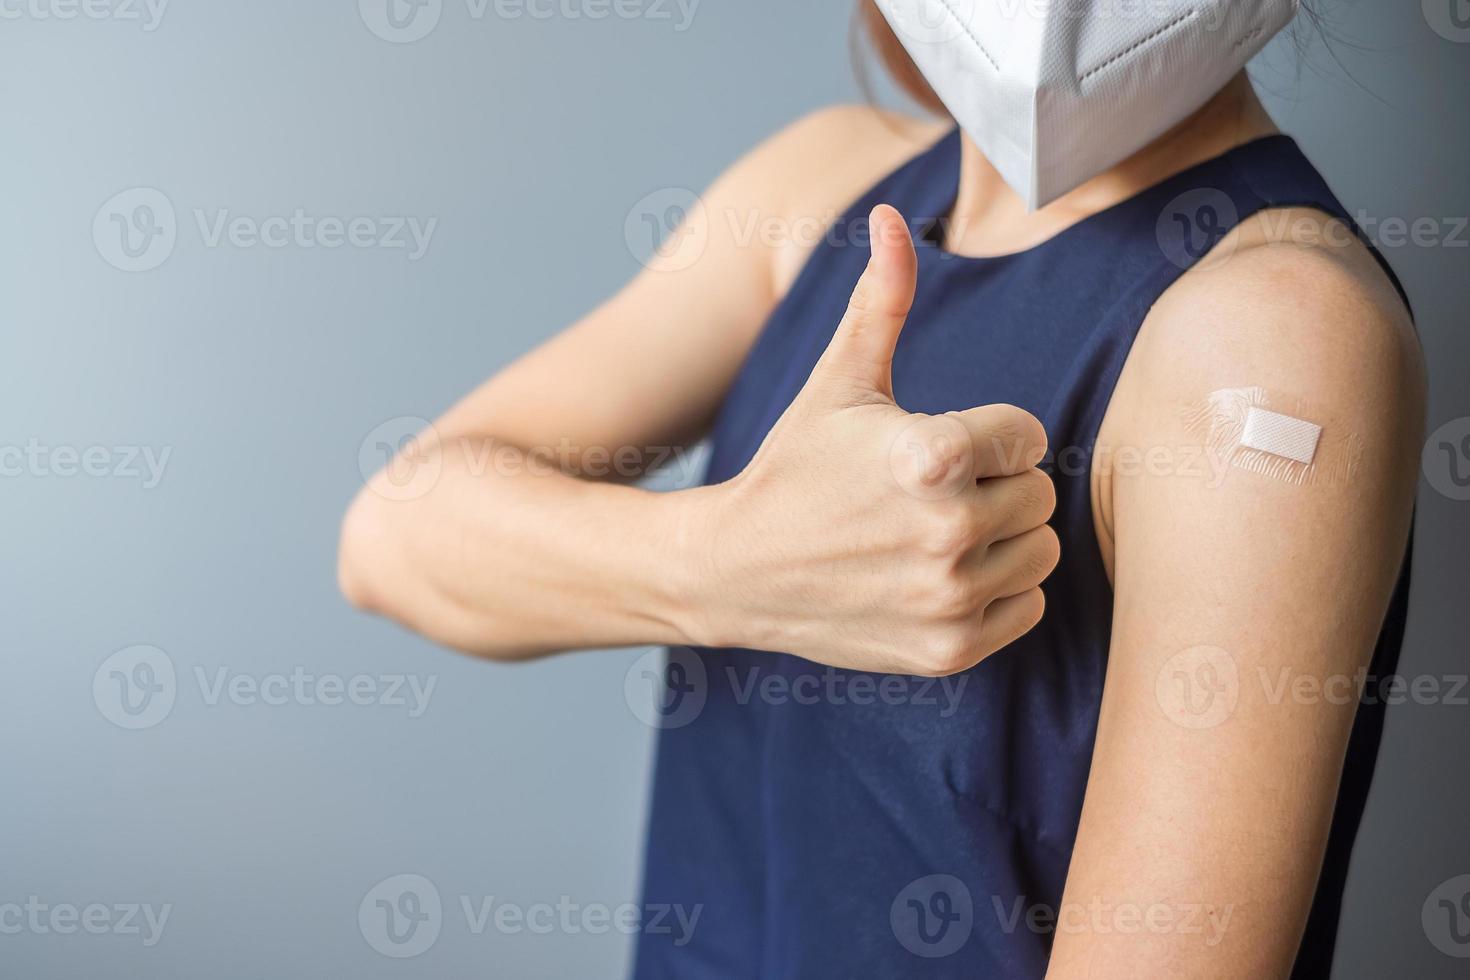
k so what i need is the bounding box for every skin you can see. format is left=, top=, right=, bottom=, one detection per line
left=338, top=116, right=1057, bottom=676
left=339, top=71, right=1424, bottom=977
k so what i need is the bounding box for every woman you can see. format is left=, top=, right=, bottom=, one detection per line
left=339, top=2, right=1424, bottom=976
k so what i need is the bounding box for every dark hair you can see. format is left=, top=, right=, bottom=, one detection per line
left=851, top=0, right=944, bottom=114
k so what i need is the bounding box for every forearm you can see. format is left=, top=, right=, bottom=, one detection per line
left=338, top=436, right=716, bottom=659
left=337, top=207, right=1059, bottom=677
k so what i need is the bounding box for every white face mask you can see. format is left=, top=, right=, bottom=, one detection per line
left=873, top=0, right=1298, bottom=209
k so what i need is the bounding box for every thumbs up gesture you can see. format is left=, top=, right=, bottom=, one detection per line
left=692, top=205, right=1058, bottom=676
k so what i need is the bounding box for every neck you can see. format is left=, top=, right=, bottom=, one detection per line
left=944, top=73, right=1279, bottom=257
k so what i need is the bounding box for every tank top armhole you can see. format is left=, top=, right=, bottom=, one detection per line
left=1063, top=148, right=1413, bottom=610
left=1225, top=150, right=1415, bottom=318
left=1048, top=159, right=1341, bottom=608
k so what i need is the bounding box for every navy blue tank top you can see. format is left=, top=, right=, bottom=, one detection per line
left=633, top=129, right=1411, bottom=979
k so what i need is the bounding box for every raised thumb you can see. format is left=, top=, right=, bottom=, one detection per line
left=810, top=203, right=917, bottom=404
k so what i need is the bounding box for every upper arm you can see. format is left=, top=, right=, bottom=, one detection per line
left=1053, top=217, right=1424, bottom=977
left=431, top=106, right=944, bottom=477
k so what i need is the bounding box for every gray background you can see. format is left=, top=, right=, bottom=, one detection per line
left=2, top=0, right=1467, bottom=977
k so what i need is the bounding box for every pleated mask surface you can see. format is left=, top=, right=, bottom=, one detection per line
left=873, top=0, right=1298, bottom=209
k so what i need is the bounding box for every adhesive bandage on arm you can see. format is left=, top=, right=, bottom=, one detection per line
left=1181, top=387, right=1360, bottom=487
left=1239, top=407, right=1321, bottom=464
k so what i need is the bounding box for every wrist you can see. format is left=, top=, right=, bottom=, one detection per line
left=665, top=480, right=745, bottom=650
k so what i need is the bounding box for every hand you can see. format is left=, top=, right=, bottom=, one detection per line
left=687, top=204, right=1058, bottom=676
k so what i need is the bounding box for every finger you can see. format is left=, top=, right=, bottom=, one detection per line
left=976, top=588, right=1047, bottom=658
left=809, top=203, right=917, bottom=403
left=948, top=404, right=1048, bottom=479
left=968, top=468, right=1057, bottom=542
left=970, top=524, right=1060, bottom=599
left=887, top=413, right=978, bottom=501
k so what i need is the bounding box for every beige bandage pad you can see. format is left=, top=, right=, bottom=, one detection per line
left=1239, top=407, right=1321, bottom=464
left=1182, top=387, right=1358, bottom=486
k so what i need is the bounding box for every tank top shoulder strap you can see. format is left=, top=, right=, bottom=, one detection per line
left=1131, top=134, right=1412, bottom=312
left=1023, top=133, right=1411, bottom=607
left=1051, top=134, right=1411, bottom=440
left=1227, top=136, right=1412, bottom=312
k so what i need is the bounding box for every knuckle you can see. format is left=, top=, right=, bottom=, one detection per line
left=1007, top=588, right=1047, bottom=641
left=987, top=414, right=1020, bottom=442
left=893, top=415, right=973, bottom=497
left=1032, top=470, right=1058, bottom=518
left=921, top=505, right=976, bottom=557
left=1023, top=529, right=1061, bottom=580
left=845, top=264, right=883, bottom=318
left=845, top=286, right=874, bottom=322
left=918, top=429, right=960, bottom=474
left=970, top=494, right=1004, bottom=540
left=923, top=571, right=975, bottom=621
left=999, top=473, right=1046, bottom=525
left=899, top=428, right=941, bottom=482
left=988, top=404, right=1048, bottom=464
left=1004, top=469, right=1054, bottom=523
left=1034, top=531, right=1058, bottom=578
left=1011, top=477, right=1045, bottom=516
left=980, top=416, right=1023, bottom=457
left=915, top=627, right=975, bottom=677
left=1040, top=525, right=1061, bottom=568
left=1030, top=424, right=1049, bottom=460
left=1025, top=588, right=1047, bottom=628
left=1016, top=409, right=1049, bottom=458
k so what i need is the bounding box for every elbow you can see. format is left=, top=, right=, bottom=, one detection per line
left=336, top=485, right=544, bottom=663
left=335, top=489, right=530, bottom=662
left=337, top=490, right=389, bottom=614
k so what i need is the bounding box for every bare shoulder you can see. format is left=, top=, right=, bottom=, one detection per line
left=1120, top=206, right=1425, bottom=446
left=742, top=105, right=945, bottom=201
left=727, top=105, right=948, bottom=294
left=1093, top=207, right=1426, bottom=564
